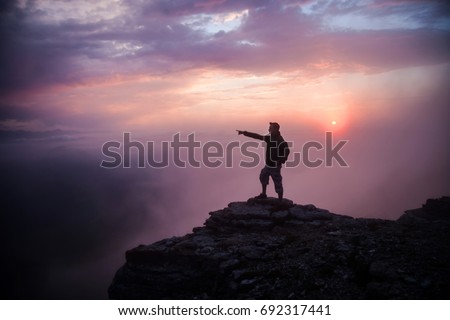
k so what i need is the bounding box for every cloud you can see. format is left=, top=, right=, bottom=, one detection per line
left=0, top=128, right=82, bottom=142
left=1, top=0, right=448, bottom=96
left=0, top=3, right=86, bottom=93
left=0, top=102, right=39, bottom=121
left=139, top=0, right=268, bottom=17
left=131, top=0, right=450, bottom=76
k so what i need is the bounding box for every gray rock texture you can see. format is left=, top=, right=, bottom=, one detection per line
left=109, top=196, right=450, bottom=299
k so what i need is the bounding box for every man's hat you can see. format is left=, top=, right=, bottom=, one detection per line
left=270, top=122, right=280, bottom=131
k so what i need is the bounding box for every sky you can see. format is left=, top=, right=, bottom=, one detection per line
left=1, top=0, right=449, bottom=299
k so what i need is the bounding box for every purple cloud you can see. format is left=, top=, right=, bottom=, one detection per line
left=0, top=0, right=448, bottom=95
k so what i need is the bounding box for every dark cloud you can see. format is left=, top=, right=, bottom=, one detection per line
left=140, top=0, right=269, bottom=17
left=312, top=0, right=450, bottom=20
left=370, top=0, right=450, bottom=20
left=1, top=0, right=449, bottom=95
left=0, top=0, right=17, bottom=13
left=0, top=103, right=39, bottom=121
left=0, top=4, right=79, bottom=93
left=0, top=1, right=121, bottom=94
left=0, top=129, right=82, bottom=143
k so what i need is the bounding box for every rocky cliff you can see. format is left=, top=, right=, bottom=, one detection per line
left=109, top=197, right=450, bottom=299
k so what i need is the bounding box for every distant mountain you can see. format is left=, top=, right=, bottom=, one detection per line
left=109, top=196, right=450, bottom=299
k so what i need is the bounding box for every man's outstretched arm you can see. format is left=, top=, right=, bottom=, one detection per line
left=236, top=130, right=264, bottom=140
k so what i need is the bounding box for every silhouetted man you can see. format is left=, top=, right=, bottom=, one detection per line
left=237, top=122, right=290, bottom=200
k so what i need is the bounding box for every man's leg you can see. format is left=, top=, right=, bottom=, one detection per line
left=271, top=167, right=283, bottom=200
left=258, top=166, right=270, bottom=198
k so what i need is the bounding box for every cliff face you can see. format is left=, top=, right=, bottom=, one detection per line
left=109, top=197, right=450, bottom=299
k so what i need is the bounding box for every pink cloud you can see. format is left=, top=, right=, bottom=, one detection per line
left=1, top=0, right=448, bottom=97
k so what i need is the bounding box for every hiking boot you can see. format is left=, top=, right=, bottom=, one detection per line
left=254, top=193, right=267, bottom=199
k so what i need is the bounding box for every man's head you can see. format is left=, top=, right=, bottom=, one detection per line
left=269, top=122, right=280, bottom=134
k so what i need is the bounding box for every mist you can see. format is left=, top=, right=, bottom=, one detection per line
left=0, top=140, right=209, bottom=299
left=1, top=95, right=449, bottom=298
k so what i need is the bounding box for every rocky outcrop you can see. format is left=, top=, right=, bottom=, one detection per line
left=109, top=197, right=450, bottom=299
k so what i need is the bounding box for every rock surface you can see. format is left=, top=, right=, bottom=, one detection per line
left=109, top=197, right=450, bottom=299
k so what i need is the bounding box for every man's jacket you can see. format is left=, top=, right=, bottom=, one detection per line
left=242, top=131, right=290, bottom=167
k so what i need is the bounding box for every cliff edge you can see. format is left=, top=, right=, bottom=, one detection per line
left=109, top=197, right=450, bottom=299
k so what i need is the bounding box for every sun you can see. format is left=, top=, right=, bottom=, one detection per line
left=331, top=120, right=337, bottom=126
